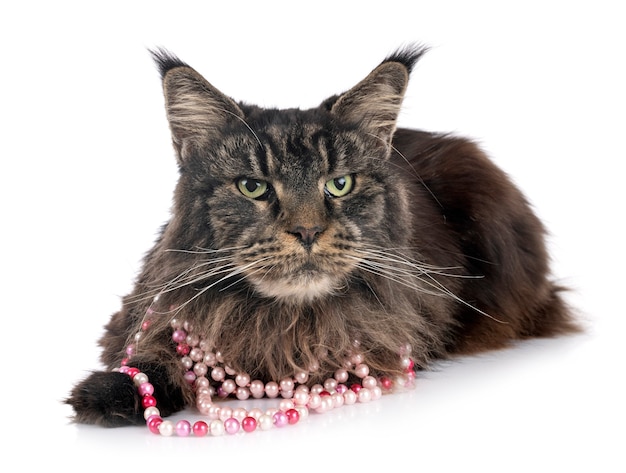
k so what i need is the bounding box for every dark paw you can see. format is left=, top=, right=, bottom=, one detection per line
left=66, top=371, right=144, bottom=427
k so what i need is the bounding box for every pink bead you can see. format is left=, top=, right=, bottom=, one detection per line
left=175, top=420, right=191, bottom=437
left=336, top=384, right=348, bottom=394
left=250, top=380, right=265, bottom=398
left=334, top=368, right=349, bottom=383
left=184, top=371, right=197, bottom=384
left=242, top=416, right=257, bottom=433
left=138, top=382, right=154, bottom=396
left=224, top=418, right=240, bottom=434
left=265, top=381, right=279, bottom=398
left=273, top=411, right=288, bottom=428
left=235, top=373, right=251, bottom=387
left=354, top=363, right=370, bottom=378
left=358, top=387, right=372, bottom=403
left=362, top=375, right=377, bottom=389
left=172, top=329, right=187, bottom=343
left=125, top=344, right=135, bottom=356
left=193, top=421, right=209, bottom=437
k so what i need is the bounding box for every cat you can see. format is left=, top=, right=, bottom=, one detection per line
left=66, top=45, right=578, bottom=428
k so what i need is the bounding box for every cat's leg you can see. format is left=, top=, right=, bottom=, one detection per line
left=66, top=359, right=186, bottom=427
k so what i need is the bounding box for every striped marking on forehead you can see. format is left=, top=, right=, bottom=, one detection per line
left=257, top=124, right=335, bottom=178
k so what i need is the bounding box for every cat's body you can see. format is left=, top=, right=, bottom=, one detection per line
left=67, top=46, right=577, bottom=427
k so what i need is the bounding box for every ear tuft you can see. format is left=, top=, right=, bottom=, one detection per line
left=330, top=44, right=426, bottom=148
left=149, top=48, right=245, bottom=162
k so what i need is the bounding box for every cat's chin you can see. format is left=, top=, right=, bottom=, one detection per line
left=252, top=273, right=337, bottom=304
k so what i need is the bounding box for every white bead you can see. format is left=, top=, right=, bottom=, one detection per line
left=133, top=373, right=148, bottom=386
left=332, top=392, right=345, bottom=408
left=232, top=407, right=248, bottom=421
left=210, top=420, right=225, bottom=436
left=308, top=393, right=322, bottom=409
left=158, top=420, right=174, bottom=436
left=279, top=399, right=294, bottom=411
left=248, top=408, right=264, bottom=420
left=143, top=406, right=160, bottom=419
left=258, top=414, right=274, bottom=431
left=295, top=406, right=309, bottom=420
left=250, top=380, right=265, bottom=398
left=343, top=390, right=357, bottom=405
left=371, top=386, right=382, bottom=400
left=280, top=378, right=294, bottom=392
left=310, top=384, right=324, bottom=394
left=362, top=375, right=377, bottom=389
left=181, top=356, right=193, bottom=370
left=334, top=368, right=349, bottom=383
left=219, top=407, right=233, bottom=421
left=224, top=365, right=236, bottom=376
left=294, top=371, right=309, bottom=384
left=358, top=387, right=372, bottom=403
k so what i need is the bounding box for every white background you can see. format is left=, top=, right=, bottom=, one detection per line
left=1, top=1, right=624, bottom=471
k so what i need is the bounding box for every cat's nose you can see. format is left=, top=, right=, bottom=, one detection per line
left=289, top=225, right=325, bottom=248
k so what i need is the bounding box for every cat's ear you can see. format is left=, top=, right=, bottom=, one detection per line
left=151, top=48, right=245, bottom=160
left=330, top=46, right=426, bottom=149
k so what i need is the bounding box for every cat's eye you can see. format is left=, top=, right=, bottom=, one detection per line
left=324, top=174, right=354, bottom=198
left=237, top=178, right=269, bottom=200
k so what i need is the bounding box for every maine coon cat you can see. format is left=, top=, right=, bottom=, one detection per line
left=67, top=45, right=578, bottom=428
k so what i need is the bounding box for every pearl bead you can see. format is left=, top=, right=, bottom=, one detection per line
left=189, top=347, right=204, bottom=362
left=133, top=372, right=148, bottom=386
left=235, top=386, right=250, bottom=400
left=147, top=415, right=163, bottom=434
left=362, top=375, right=377, bottom=389
left=357, top=387, right=372, bottom=403
left=371, top=386, right=382, bottom=400
left=334, top=368, right=349, bottom=383
left=232, top=407, right=248, bottom=421
left=203, top=352, right=217, bottom=366
left=248, top=408, right=264, bottom=420
left=285, top=408, right=300, bottom=425
left=224, top=418, right=240, bottom=435
left=158, top=420, right=174, bottom=436
left=144, top=407, right=160, bottom=420
left=193, top=362, right=208, bottom=377
left=211, top=366, right=225, bottom=381
left=279, top=399, right=295, bottom=411
left=195, top=376, right=210, bottom=389
left=264, top=381, right=279, bottom=398
left=181, top=356, right=193, bottom=370
left=224, top=365, right=236, bottom=376
left=172, top=329, right=186, bottom=343
left=308, top=393, right=322, bottom=409
left=294, top=390, right=310, bottom=406
left=250, top=380, right=265, bottom=398
left=242, top=416, right=257, bottom=433
left=192, top=421, right=208, bottom=437
left=175, top=420, right=191, bottom=437
left=258, top=414, right=274, bottom=431
left=294, top=371, right=309, bottom=384
left=280, top=378, right=295, bottom=392
left=332, top=392, right=345, bottom=408
left=138, top=382, right=154, bottom=396
left=235, top=373, right=251, bottom=387
left=219, top=407, right=233, bottom=422
left=222, top=379, right=236, bottom=394
left=324, top=378, right=338, bottom=391
left=354, top=363, right=370, bottom=378
left=343, top=390, right=357, bottom=405
left=273, top=411, right=288, bottom=428
left=210, top=419, right=225, bottom=436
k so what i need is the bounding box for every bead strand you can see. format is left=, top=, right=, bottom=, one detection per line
left=116, top=306, right=416, bottom=437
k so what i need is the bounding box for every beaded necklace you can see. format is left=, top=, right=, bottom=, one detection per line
left=117, top=309, right=415, bottom=437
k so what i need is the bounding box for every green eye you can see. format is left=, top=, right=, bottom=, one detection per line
left=324, top=174, right=354, bottom=198
left=237, top=178, right=269, bottom=199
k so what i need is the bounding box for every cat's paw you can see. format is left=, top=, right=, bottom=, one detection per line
left=66, top=371, right=144, bottom=427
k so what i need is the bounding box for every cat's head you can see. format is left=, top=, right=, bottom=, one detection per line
left=151, top=47, right=425, bottom=304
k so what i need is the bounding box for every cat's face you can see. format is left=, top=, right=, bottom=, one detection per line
left=155, top=51, right=419, bottom=304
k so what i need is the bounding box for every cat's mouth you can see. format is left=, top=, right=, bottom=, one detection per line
left=248, top=261, right=342, bottom=304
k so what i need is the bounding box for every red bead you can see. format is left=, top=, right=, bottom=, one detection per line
left=350, top=383, right=362, bottom=393
left=319, top=390, right=331, bottom=397
left=405, top=358, right=415, bottom=372
left=192, top=421, right=208, bottom=437
left=380, top=377, right=393, bottom=390
left=285, top=408, right=300, bottom=425
left=142, top=395, right=157, bottom=408
left=147, top=415, right=163, bottom=434
left=126, top=367, right=140, bottom=378
left=242, top=416, right=257, bottom=432
left=176, top=343, right=190, bottom=356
